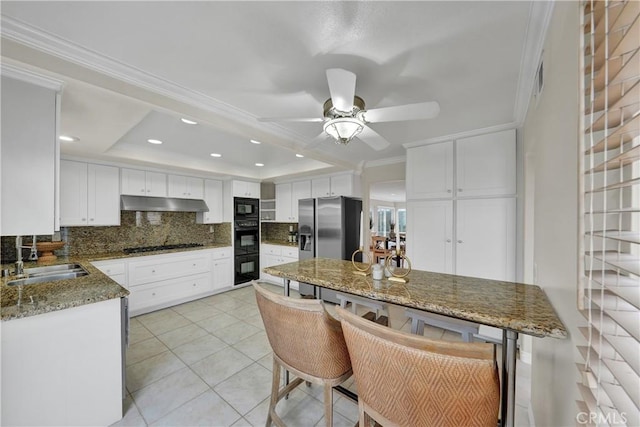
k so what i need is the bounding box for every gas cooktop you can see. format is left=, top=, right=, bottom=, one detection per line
left=123, top=243, right=204, bottom=255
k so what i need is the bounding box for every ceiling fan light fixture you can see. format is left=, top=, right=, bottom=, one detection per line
left=323, top=117, right=363, bottom=145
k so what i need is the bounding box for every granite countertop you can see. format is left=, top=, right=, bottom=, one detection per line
left=261, top=240, right=298, bottom=248
left=1, top=244, right=232, bottom=321
left=263, top=258, right=568, bottom=339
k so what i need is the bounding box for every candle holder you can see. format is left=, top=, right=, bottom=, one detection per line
left=385, top=253, right=411, bottom=283
left=351, top=247, right=372, bottom=276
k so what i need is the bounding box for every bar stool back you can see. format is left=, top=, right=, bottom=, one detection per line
left=337, top=306, right=500, bottom=427
left=254, top=282, right=352, bottom=427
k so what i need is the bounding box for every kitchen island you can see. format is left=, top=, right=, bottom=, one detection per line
left=263, top=257, right=567, bottom=427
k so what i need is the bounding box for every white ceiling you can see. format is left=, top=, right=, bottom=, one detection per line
left=0, top=1, right=549, bottom=181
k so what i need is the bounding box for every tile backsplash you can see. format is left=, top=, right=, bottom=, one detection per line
left=261, top=222, right=297, bottom=242
left=1, top=211, right=231, bottom=261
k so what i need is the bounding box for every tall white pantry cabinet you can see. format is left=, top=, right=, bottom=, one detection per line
left=406, top=129, right=516, bottom=282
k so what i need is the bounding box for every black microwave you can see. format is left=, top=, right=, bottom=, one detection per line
left=234, top=197, right=258, bottom=218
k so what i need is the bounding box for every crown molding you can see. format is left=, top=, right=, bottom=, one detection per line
left=402, top=122, right=518, bottom=149
left=0, top=62, right=63, bottom=90
left=513, top=0, right=555, bottom=126
left=0, top=16, right=308, bottom=145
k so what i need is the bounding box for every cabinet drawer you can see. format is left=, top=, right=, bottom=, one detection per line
left=128, top=254, right=210, bottom=287
left=212, top=248, right=231, bottom=259
left=129, top=273, right=212, bottom=313
left=282, top=247, right=298, bottom=258
left=92, top=261, right=125, bottom=276
left=262, top=245, right=282, bottom=256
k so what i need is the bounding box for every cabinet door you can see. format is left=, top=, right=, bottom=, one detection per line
left=60, top=160, right=88, bottom=226
left=275, top=183, right=293, bottom=222
left=197, top=179, right=223, bottom=224
left=311, top=177, right=331, bottom=198
left=145, top=171, right=167, bottom=197
left=120, top=168, right=146, bottom=195
left=291, top=181, right=311, bottom=221
left=329, top=174, right=353, bottom=196
left=406, top=200, right=453, bottom=273
left=87, top=164, right=120, bottom=226
left=167, top=175, right=187, bottom=198
left=456, top=129, right=516, bottom=197
left=186, top=177, right=204, bottom=199
left=1, top=76, right=58, bottom=235
left=406, top=141, right=454, bottom=199
left=246, top=181, right=261, bottom=198
left=455, top=198, right=515, bottom=281
left=213, top=257, right=231, bottom=290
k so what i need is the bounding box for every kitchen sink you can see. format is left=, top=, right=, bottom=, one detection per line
left=7, top=264, right=89, bottom=286
left=23, top=263, right=85, bottom=277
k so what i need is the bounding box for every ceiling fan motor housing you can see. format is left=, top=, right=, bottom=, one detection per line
left=323, top=96, right=366, bottom=119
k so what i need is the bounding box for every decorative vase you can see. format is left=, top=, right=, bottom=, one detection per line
left=389, top=223, right=396, bottom=240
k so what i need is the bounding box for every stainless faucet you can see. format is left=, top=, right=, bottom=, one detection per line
left=15, top=235, right=38, bottom=276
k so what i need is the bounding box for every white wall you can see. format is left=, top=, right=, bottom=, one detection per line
left=521, top=2, right=583, bottom=425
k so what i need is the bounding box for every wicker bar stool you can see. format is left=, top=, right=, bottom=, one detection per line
left=253, top=282, right=353, bottom=427
left=336, top=306, right=500, bottom=427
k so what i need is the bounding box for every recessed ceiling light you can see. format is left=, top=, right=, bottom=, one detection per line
left=181, top=118, right=197, bottom=125
left=255, top=163, right=264, bottom=167
left=295, top=154, right=304, bottom=158
left=147, top=139, right=163, bottom=145
left=210, top=153, right=222, bottom=158
left=59, top=135, right=79, bottom=142
left=250, top=140, right=262, bottom=145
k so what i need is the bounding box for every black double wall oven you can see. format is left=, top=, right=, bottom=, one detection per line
left=234, top=197, right=260, bottom=285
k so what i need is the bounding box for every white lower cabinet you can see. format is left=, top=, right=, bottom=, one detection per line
left=2, top=298, right=123, bottom=426
left=91, top=248, right=232, bottom=316
left=260, top=244, right=298, bottom=289
left=407, top=198, right=515, bottom=282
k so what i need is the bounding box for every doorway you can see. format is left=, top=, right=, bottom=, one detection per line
left=369, top=180, right=406, bottom=262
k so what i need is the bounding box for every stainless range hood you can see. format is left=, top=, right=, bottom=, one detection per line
left=120, top=195, right=209, bottom=212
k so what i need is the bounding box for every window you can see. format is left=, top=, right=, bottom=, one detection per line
left=397, top=209, right=406, bottom=233
left=579, top=2, right=639, bottom=425
left=376, top=206, right=393, bottom=236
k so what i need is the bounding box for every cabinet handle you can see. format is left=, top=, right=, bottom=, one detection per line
left=457, top=240, right=463, bottom=243
left=447, top=189, right=452, bottom=193
left=82, top=218, right=86, bottom=221
left=151, top=269, right=156, bottom=273
left=147, top=189, right=151, bottom=193
left=193, top=283, right=196, bottom=287
left=446, top=239, right=451, bottom=243
left=141, top=189, right=145, bottom=192
left=152, top=292, right=156, bottom=296
left=89, top=218, right=94, bottom=221
left=458, top=188, right=463, bottom=192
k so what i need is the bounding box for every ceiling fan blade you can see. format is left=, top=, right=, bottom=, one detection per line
left=363, top=101, right=440, bottom=123
left=358, top=125, right=391, bottom=151
left=326, top=68, right=356, bottom=113
left=257, top=117, right=324, bottom=123
left=305, top=131, right=331, bottom=150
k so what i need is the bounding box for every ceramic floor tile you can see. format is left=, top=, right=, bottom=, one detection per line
left=173, top=334, right=229, bottom=366
left=109, top=395, right=147, bottom=427
left=191, top=346, right=254, bottom=387
left=243, top=313, right=266, bottom=330
left=242, top=383, right=310, bottom=426
left=256, top=353, right=273, bottom=372
left=232, top=331, right=271, bottom=361
left=170, top=299, right=208, bottom=315
left=333, top=395, right=358, bottom=422
left=276, top=390, right=325, bottom=427
left=179, top=305, right=224, bottom=323
left=212, top=321, right=261, bottom=345
left=227, top=304, right=260, bottom=320
left=156, top=323, right=208, bottom=349
left=139, top=313, right=192, bottom=336
left=129, top=322, right=154, bottom=345
left=126, top=350, right=186, bottom=392
left=315, top=411, right=356, bottom=427
left=132, top=367, right=208, bottom=424
left=196, top=312, right=241, bottom=333
left=213, top=363, right=273, bottom=415
left=126, top=337, right=169, bottom=366
left=150, top=389, right=241, bottom=427
left=209, top=297, right=248, bottom=313
left=230, top=417, right=252, bottom=427
left=135, top=308, right=179, bottom=325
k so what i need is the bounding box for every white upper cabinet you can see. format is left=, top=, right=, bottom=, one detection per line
left=406, top=141, right=454, bottom=200
left=1, top=72, right=60, bottom=235
left=456, top=129, right=516, bottom=197
left=121, top=168, right=167, bottom=197
left=232, top=180, right=260, bottom=198
left=167, top=174, right=204, bottom=199
left=406, top=200, right=453, bottom=273
left=60, top=161, right=120, bottom=227
left=311, top=173, right=360, bottom=198
left=406, top=129, right=516, bottom=200
left=276, top=180, right=311, bottom=222
left=196, top=179, right=224, bottom=224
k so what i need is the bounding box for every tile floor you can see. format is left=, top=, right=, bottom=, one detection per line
left=111, top=283, right=532, bottom=427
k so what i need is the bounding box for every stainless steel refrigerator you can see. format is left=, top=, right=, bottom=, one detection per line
left=298, top=196, right=363, bottom=303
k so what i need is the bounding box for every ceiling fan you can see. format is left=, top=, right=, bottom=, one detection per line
left=258, top=68, right=440, bottom=151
